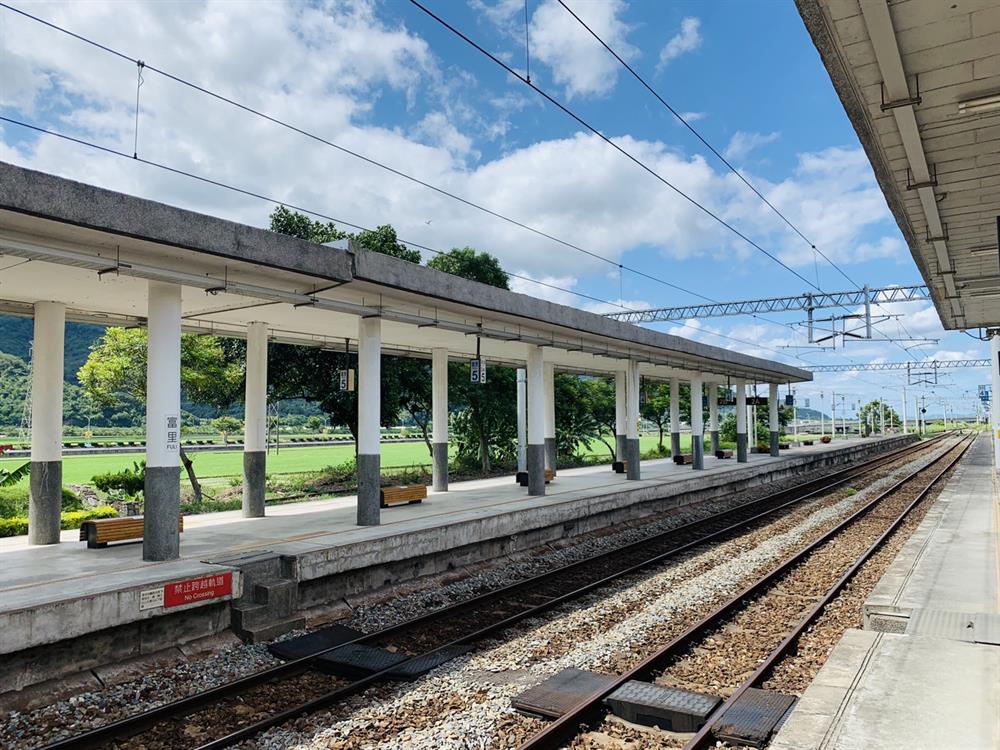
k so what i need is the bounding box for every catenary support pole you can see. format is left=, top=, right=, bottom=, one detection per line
left=902, top=386, right=908, bottom=434
left=736, top=378, right=748, bottom=463
left=626, top=360, right=641, bottom=479
left=691, top=377, right=704, bottom=469
left=516, top=368, right=527, bottom=473
left=769, top=383, right=780, bottom=457
left=432, top=348, right=449, bottom=491
left=669, top=378, right=681, bottom=457
left=543, top=362, right=556, bottom=473
left=28, top=301, right=65, bottom=545
left=708, top=381, right=720, bottom=456
left=144, top=282, right=182, bottom=561
left=356, top=317, right=381, bottom=525
left=242, top=321, right=268, bottom=518
left=526, top=345, right=546, bottom=495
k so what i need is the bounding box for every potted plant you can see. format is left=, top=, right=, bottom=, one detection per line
left=820, top=435, right=832, bottom=444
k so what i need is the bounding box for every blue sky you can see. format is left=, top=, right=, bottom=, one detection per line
left=0, top=0, right=988, bottom=419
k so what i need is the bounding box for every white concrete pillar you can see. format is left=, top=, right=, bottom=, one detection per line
left=543, top=362, right=556, bottom=473
left=357, top=317, right=381, bottom=525
left=991, top=334, right=1000, bottom=465
left=690, top=377, right=704, bottom=470
left=736, top=378, right=748, bottom=462
left=432, top=348, right=449, bottom=491
left=769, top=383, right=780, bottom=457
left=242, top=322, right=268, bottom=518
left=516, top=368, right=527, bottom=472
left=708, top=382, right=720, bottom=456
left=615, top=370, right=627, bottom=463
left=526, top=345, right=546, bottom=495
left=626, top=361, right=641, bottom=479
left=144, top=281, right=182, bottom=561
left=28, top=301, right=65, bottom=545
left=902, top=386, right=908, bottom=435
left=669, top=378, right=681, bottom=457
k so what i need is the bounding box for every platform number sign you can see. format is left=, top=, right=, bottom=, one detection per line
left=470, top=358, right=487, bottom=384
left=339, top=369, right=356, bottom=392
left=979, top=384, right=991, bottom=403
left=165, top=414, right=179, bottom=452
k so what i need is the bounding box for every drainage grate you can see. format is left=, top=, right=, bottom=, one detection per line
left=604, top=681, right=720, bottom=733
left=512, top=668, right=618, bottom=719
left=267, top=623, right=364, bottom=661
left=711, top=688, right=797, bottom=748
left=387, top=645, right=475, bottom=681
left=313, top=643, right=409, bottom=679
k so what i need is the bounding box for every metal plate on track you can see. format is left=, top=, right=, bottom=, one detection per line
left=511, top=668, right=618, bottom=719
left=905, top=609, right=977, bottom=642
left=605, top=681, right=720, bottom=733
left=267, top=623, right=364, bottom=661
left=711, top=687, right=797, bottom=748
left=313, top=643, right=409, bottom=679
left=973, top=613, right=1000, bottom=645
left=387, top=644, right=475, bottom=681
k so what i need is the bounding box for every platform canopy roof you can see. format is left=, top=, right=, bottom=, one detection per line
left=798, top=0, right=1000, bottom=330
left=0, top=162, right=810, bottom=385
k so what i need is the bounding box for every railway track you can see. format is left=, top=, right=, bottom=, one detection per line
left=41, top=435, right=949, bottom=750
left=518, top=432, right=974, bottom=750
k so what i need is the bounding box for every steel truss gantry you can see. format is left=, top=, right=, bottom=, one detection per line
left=604, top=284, right=930, bottom=324
left=809, top=359, right=989, bottom=372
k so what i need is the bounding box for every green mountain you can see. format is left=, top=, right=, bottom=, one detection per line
left=0, top=315, right=105, bottom=381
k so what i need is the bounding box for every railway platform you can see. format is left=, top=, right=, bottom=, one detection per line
left=0, top=435, right=910, bottom=699
left=771, top=434, right=1000, bottom=750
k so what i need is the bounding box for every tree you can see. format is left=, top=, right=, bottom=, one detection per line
left=212, top=416, right=243, bottom=444
left=581, top=377, right=618, bottom=460
left=355, top=225, right=421, bottom=262
left=427, top=247, right=508, bottom=287
left=640, top=382, right=670, bottom=452
left=78, top=328, right=243, bottom=500
left=857, top=399, right=900, bottom=435
left=719, top=404, right=792, bottom=444
left=305, top=415, right=324, bottom=433
left=268, top=205, right=346, bottom=244
left=554, top=374, right=609, bottom=459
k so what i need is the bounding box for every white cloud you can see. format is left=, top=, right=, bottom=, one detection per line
left=657, top=17, right=702, bottom=71
left=723, top=130, right=781, bottom=161
left=677, top=111, right=707, bottom=123
left=528, top=0, right=635, bottom=99
left=410, top=112, right=477, bottom=161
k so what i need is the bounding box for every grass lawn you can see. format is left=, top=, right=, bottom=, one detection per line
left=0, top=434, right=717, bottom=487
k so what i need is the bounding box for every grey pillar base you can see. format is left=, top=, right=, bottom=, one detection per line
left=615, top=434, right=626, bottom=463
left=710, top=430, right=720, bottom=455
left=527, top=443, right=545, bottom=496
left=544, top=437, right=557, bottom=473
left=242, top=451, right=266, bottom=518
left=357, top=453, right=380, bottom=526
left=692, top=438, right=704, bottom=470
left=144, top=465, right=181, bottom=561
left=28, top=460, right=62, bottom=545
left=670, top=432, right=681, bottom=457
left=626, top=438, right=641, bottom=480
left=770, top=431, right=780, bottom=457
left=736, top=433, right=748, bottom=463
left=432, top=442, right=449, bottom=492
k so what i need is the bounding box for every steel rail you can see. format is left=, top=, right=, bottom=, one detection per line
left=681, top=432, right=976, bottom=750
left=517, top=432, right=972, bottom=750
left=42, top=435, right=942, bottom=750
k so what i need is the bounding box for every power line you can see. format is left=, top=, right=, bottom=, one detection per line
left=0, top=1, right=712, bottom=305
left=0, top=115, right=809, bottom=363
left=554, top=0, right=925, bottom=359
left=407, top=0, right=828, bottom=292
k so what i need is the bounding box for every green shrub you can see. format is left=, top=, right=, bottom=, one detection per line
left=92, top=461, right=146, bottom=495
left=0, top=486, right=82, bottom=517
left=0, top=505, right=117, bottom=537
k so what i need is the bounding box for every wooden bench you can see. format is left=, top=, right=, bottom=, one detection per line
left=380, top=485, right=427, bottom=508
left=80, top=515, right=184, bottom=549
left=673, top=453, right=693, bottom=465
left=715, top=450, right=733, bottom=459
left=802, top=440, right=814, bottom=446
left=612, top=460, right=627, bottom=474
left=779, top=443, right=790, bottom=449
left=516, top=469, right=555, bottom=486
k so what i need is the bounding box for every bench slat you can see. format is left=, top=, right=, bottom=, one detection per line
left=381, top=485, right=428, bottom=508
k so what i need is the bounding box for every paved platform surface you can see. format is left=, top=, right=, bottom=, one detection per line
left=0, top=436, right=902, bottom=656
left=772, top=434, right=1000, bottom=750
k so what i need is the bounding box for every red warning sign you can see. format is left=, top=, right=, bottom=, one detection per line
left=163, top=571, right=233, bottom=608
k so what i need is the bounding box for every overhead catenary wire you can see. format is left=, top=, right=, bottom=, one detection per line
left=554, top=0, right=924, bottom=359
left=407, top=0, right=922, bottom=362
left=0, top=115, right=810, bottom=364
left=1, top=3, right=894, bottom=370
